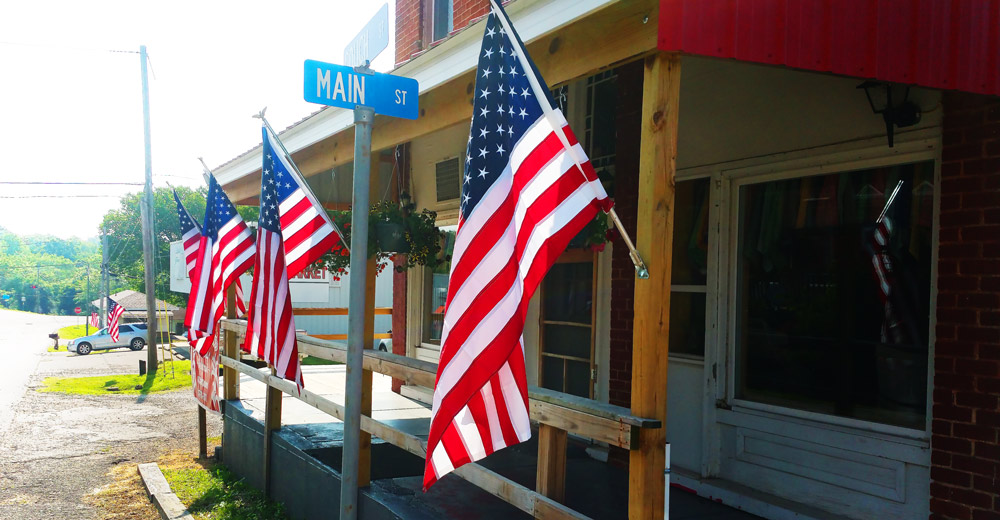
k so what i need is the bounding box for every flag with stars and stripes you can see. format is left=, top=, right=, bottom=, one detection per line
left=107, top=297, right=125, bottom=343
left=90, top=311, right=99, bottom=328
left=184, top=175, right=256, bottom=355
left=241, top=126, right=341, bottom=389
left=423, top=0, right=611, bottom=490
left=174, top=189, right=247, bottom=317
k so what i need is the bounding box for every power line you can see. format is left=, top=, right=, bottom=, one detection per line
left=0, top=195, right=121, bottom=199
left=0, top=181, right=144, bottom=186
left=0, top=40, right=139, bottom=54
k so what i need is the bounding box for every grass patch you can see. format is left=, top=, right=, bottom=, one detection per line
left=38, top=360, right=193, bottom=395
left=300, top=355, right=340, bottom=366
left=57, top=324, right=94, bottom=340
left=162, top=463, right=287, bottom=520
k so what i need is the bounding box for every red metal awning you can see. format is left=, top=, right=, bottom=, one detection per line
left=658, top=0, right=1000, bottom=97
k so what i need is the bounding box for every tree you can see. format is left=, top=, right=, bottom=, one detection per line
left=100, top=185, right=257, bottom=307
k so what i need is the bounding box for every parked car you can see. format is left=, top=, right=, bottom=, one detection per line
left=67, top=323, right=148, bottom=355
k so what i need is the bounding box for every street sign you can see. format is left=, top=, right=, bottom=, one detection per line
left=2, top=294, right=9, bottom=299
left=344, top=4, right=389, bottom=67
left=74, top=306, right=82, bottom=314
left=303, top=59, right=419, bottom=120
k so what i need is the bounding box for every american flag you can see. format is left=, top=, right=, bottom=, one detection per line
left=423, top=1, right=611, bottom=489
left=870, top=217, right=902, bottom=343
left=90, top=311, right=99, bottom=328
left=107, top=297, right=125, bottom=343
left=184, top=175, right=256, bottom=355
left=174, top=189, right=248, bottom=317
left=241, top=126, right=340, bottom=388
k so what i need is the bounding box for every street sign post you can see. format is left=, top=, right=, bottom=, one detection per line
left=343, top=4, right=389, bottom=68
left=303, top=60, right=418, bottom=120
left=303, top=49, right=418, bottom=520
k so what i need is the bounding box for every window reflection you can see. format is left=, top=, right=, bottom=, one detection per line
left=735, top=162, right=934, bottom=429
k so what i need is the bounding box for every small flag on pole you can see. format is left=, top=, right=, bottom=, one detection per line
left=422, top=0, right=611, bottom=490
left=89, top=311, right=99, bottom=328
left=107, top=298, right=125, bottom=343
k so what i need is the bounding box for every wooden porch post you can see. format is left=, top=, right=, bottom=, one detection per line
left=536, top=424, right=568, bottom=503
left=224, top=285, right=239, bottom=400
left=629, top=51, right=681, bottom=520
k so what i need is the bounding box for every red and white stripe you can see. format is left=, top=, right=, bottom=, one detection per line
left=180, top=197, right=248, bottom=318
left=266, top=130, right=341, bottom=279
left=187, top=216, right=255, bottom=355
left=242, top=227, right=302, bottom=389
left=424, top=110, right=610, bottom=488
left=870, top=217, right=901, bottom=343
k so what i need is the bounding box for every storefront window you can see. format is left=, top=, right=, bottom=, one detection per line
left=423, top=225, right=457, bottom=345
left=734, top=162, right=934, bottom=429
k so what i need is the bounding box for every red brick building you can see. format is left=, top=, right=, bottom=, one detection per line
left=215, top=1, right=1000, bottom=518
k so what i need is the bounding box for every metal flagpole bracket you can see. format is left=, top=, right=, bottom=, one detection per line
left=609, top=208, right=649, bottom=279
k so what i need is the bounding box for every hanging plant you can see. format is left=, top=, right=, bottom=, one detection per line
left=319, top=193, right=447, bottom=280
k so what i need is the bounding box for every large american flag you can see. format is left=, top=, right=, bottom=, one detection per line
left=241, top=126, right=341, bottom=389
left=423, top=1, right=611, bottom=489
left=184, top=175, right=256, bottom=355
left=174, top=189, right=248, bottom=317
left=107, top=297, right=125, bottom=343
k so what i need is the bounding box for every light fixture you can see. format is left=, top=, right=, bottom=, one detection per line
left=857, top=81, right=922, bottom=148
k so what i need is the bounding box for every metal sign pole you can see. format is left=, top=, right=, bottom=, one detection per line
left=340, top=100, right=375, bottom=520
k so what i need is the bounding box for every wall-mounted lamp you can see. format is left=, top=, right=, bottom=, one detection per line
left=857, top=81, right=922, bottom=148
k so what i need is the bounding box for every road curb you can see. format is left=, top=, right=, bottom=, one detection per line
left=137, top=462, right=195, bottom=520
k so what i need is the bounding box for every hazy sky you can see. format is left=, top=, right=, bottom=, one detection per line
left=0, top=0, right=395, bottom=240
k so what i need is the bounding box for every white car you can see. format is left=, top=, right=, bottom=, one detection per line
left=67, top=324, right=148, bottom=355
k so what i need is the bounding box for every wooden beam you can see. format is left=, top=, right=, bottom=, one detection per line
left=358, top=160, right=379, bottom=488
left=292, top=307, right=392, bottom=316
left=221, top=0, right=659, bottom=203
left=263, top=366, right=282, bottom=496
left=197, top=406, right=207, bottom=459
left=536, top=424, right=568, bottom=503
left=223, top=286, right=239, bottom=400
left=629, top=52, right=681, bottom=520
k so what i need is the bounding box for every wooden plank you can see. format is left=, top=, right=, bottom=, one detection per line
left=223, top=286, right=239, bottom=400
left=629, top=52, right=681, bottom=520
left=536, top=424, right=568, bottom=503
left=292, top=307, right=392, bottom=316
left=311, top=333, right=392, bottom=341
left=221, top=0, right=659, bottom=203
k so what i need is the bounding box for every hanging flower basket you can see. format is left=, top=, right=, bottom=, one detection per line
left=319, top=194, right=447, bottom=280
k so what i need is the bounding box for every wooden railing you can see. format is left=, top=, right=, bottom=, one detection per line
left=219, top=318, right=659, bottom=519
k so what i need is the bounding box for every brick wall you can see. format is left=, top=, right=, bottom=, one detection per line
left=608, top=61, right=643, bottom=411
left=453, top=0, right=490, bottom=33
left=395, top=0, right=424, bottom=65
left=931, top=91, right=1000, bottom=520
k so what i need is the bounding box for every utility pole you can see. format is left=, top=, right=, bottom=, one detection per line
left=85, top=264, right=91, bottom=335
left=140, top=44, right=158, bottom=373
left=101, top=228, right=108, bottom=328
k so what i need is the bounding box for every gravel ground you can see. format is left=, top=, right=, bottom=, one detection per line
left=0, top=354, right=222, bottom=520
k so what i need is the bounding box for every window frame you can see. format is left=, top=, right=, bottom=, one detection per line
left=720, top=145, right=941, bottom=440
left=537, top=248, right=598, bottom=398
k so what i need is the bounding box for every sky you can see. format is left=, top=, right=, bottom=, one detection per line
left=0, top=0, right=396, bottom=240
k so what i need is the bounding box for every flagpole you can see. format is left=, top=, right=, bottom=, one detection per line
left=877, top=180, right=904, bottom=224
left=488, top=0, right=649, bottom=279
left=254, top=110, right=349, bottom=249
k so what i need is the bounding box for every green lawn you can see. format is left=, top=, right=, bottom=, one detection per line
left=161, top=463, right=287, bottom=520
left=300, top=355, right=341, bottom=366
left=38, top=360, right=193, bottom=395
left=57, top=324, right=94, bottom=340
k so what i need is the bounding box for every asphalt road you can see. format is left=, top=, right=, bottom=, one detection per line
left=0, top=310, right=79, bottom=438
left=0, top=311, right=220, bottom=520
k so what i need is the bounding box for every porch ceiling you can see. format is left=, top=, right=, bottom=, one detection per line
left=216, top=0, right=659, bottom=204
